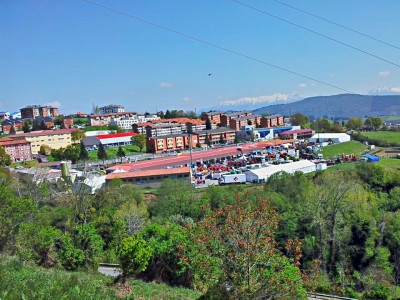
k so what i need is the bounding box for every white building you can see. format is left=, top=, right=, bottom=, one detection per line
left=99, top=104, right=125, bottom=114
left=245, top=160, right=316, bottom=183
left=110, top=114, right=160, bottom=130
left=309, top=133, right=351, bottom=144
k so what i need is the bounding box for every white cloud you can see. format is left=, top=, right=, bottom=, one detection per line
left=182, top=96, right=190, bottom=102
left=368, top=87, right=400, bottom=95
left=299, top=83, right=307, bottom=88
left=219, top=92, right=302, bottom=107
left=159, top=82, right=175, bottom=88
left=45, top=101, right=61, bottom=108
left=378, top=70, right=391, bottom=77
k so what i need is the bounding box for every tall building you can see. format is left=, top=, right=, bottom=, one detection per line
left=20, top=105, right=59, bottom=119
left=99, top=104, right=125, bottom=114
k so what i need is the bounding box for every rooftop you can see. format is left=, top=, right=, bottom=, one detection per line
left=95, top=132, right=137, bottom=139
left=106, top=167, right=191, bottom=180
left=281, top=129, right=314, bottom=135
left=11, top=129, right=78, bottom=137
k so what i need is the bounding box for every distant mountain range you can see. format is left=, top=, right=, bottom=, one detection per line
left=252, top=94, right=400, bottom=119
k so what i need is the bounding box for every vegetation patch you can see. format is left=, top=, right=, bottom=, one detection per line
left=318, top=141, right=368, bottom=159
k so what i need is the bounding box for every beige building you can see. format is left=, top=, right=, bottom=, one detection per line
left=11, top=129, right=79, bottom=154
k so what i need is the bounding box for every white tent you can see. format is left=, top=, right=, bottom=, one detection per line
left=245, top=160, right=316, bottom=183
left=309, top=133, right=350, bottom=144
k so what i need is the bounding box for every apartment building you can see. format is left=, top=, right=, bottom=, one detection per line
left=146, top=127, right=236, bottom=153
left=62, top=116, right=74, bottom=128
left=99, top=104, right=125, bottom=114
left=230, top=115, right=262, bottom=131
left=11, top=129, right=78, bottom=154
left=2, top=119, right=23, bottom=134
left=110, top=114, right=160, bottom=130
left=193, top=127, right=236, bottom=146
left=260, top=114, right=284, bottom=128
left=0, top=137, right=32, bottom=162
left=88, top=112, right=137, bottom=126
left=133, top=118, right=213, bottom=136
left=20, top=105, right=59, bottom=119
left=201, top=111, right=224, bottom=124
left=220, top=111, right=252, bottom=127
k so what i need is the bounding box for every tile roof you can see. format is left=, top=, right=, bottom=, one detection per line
left=95, top=132, right=137, bottom=139
left=0, top=137, right=31, bottom=146
left=106, top=167, right=191, bottom=180
left=12, top=129, right=78, bottom=137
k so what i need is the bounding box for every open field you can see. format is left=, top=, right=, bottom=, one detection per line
left=318, top=141, right=368, bottom=159
left=88, top=145, right=145, bottom=161
left=358, top=131, right=400, bottom=144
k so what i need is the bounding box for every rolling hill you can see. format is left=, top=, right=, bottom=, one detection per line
left=253, top=94, right=400, bottom=119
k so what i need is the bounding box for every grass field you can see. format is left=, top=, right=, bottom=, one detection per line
left=0, top=255, right=200, bottom=300
left=318, top=141, right=368, bottom=159
left=358, top=131, right=400, bottom=144
left=88, top=145, right=145, bottom=161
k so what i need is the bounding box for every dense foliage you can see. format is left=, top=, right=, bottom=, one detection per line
left=1, top=163, right=400, bottom=298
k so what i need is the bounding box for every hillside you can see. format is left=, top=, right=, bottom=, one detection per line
left=253, top=94, right=400, bottom=119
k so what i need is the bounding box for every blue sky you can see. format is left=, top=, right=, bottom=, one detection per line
left=1, top=0, right=399, bottom=114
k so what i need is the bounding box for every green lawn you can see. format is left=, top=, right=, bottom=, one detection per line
left=377, top=157, right=400, bottom=171
left=88, top=145, right=145, bottom=161
left=73, top=117, right=88, bottom=125
left=358, top=131, right=400, bottom=144
left=84, top=126, right=108, bottom=132
left=318, top=141, right=368, bottom=159
left=0, top=255, right=200, bottom=300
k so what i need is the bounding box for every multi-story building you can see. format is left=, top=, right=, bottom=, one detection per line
left=201, top=111, right=224, bottom=124
left=20, top=105, right=59, bottom=119
left=0, top=111, right=10, bottom=120
left=193, top=127, right=236, bottom=146
left=146, top=127, right=236, bottom=153
left=260, top=114, right=284, bottom=128
left=33, top=117, right=54, bottom=129
left=110, top=114, right=160, bottom=130
left=133, top=118, right=213, bottom=136
left=230, top=115, right=262, bottom=131
left=11, top=129, right=79, bottom=154
left=220, top=111, right=252, bottom=127
left=88, top=112, right=137, bottom=126
left=62, top=116, right=74, bottom=128
left=99, top=104, right=125, bottom=114
left=1, top=119, right=23, bottom=134
left=0, top=137, right=32, bottom=162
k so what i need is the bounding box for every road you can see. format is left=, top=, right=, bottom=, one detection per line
left=107, top=140, right=295, bottom=172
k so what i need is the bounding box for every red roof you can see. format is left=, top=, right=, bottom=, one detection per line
left=12, top=129, right=79, bottom=137
left=281, top=129, right=314, bottom=135
left=0, top=137, right=31, bottom=146
left=106, top=167, right=190, bottom=180
left=95, top=132, right=137, bottom=139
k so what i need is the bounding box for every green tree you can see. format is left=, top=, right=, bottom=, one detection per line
left=346, top=117, right=363, bottom=131
left=196, top=142, right=201, bottom=148
left=131, top=134, right=146, bottom=152
left=219, top=133, right=226, bottom=144
left=40, top=120, right=47, bottom=130
left=0, top=146, right=12, bottom=166
left=205, top=117, right=212, bottom=130
left=22, top=120, right=30, bottom=133
left=97, top=143, right=107, bottom=164
left=183, top=195, right=306, bottom=298
left=108, top=124, right=124, bottom=133
left=79, top=141, right=89, bottom=161
left=234, top=133, right=240, bottom=144
left=17, top=223, right=62, bottom=268
left=39, top=144, right=52, bottom=156
left=9, top=125, right=16, bottom=135
left=164, top=110, right=171, bottom=119
left=290, top=113, right=309, bottom=126
left=64, top=145, right=80, bottom=164
left=204, top=132, right=212, bottom=147
left=117, top=235, right=154, bottom=277
left=51, top=148, right=66, bottom=161
left=116, top=146, right=126, bottom=163
left=71, top=130, right=85, bottom=144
